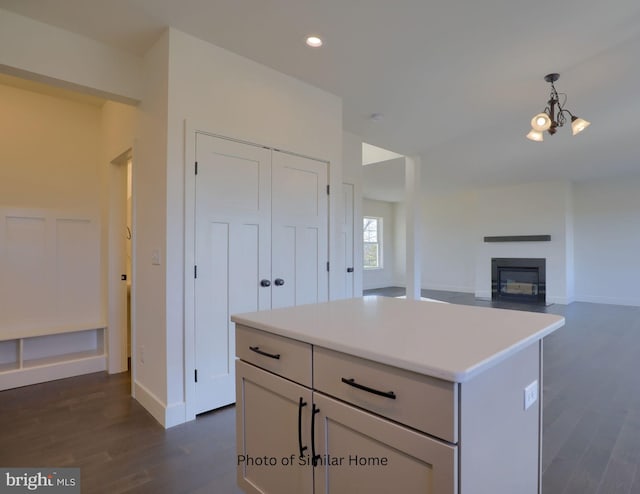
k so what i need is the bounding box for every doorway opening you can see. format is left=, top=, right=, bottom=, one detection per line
left=108, top=150, right=134, bottom=374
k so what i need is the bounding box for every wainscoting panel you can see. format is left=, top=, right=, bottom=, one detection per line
left=0, top=207, right=102, bottom=334
left=0, top=207, right=105, bottom=390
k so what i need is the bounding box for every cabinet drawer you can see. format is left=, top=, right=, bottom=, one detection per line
left=314, top=347, right=458, bottom=443
left=236, top=325, right=312, bottom=387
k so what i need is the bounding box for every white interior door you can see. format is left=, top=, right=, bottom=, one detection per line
left=194, top=134, right=271, bottom=414
left=341, top=182, right=355, bottom=298
left=271, top=151, right=328, bottom=309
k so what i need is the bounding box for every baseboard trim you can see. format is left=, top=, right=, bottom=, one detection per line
left=423, top=284, right=475, bottom=293
left=573, top=295, right=640, bottom=307
left=475, top=290, right=492, bottom=299
left=165, top=401, right=187, bottom=428
left=0, top=355, right=106, bottom=392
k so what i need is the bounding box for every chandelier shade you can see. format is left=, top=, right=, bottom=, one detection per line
left=526, top=73, right=590, bottom=142
left=571, top=116, right=591, bottom=136
left=526, top=129, right=544, bottom=142
left=531, top=113, right=552, bottom=132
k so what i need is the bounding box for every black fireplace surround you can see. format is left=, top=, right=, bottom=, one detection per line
left=491, top=258, right=546, bottom=304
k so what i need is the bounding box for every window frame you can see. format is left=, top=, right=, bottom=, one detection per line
left=363, top=216, right=383, bottom=270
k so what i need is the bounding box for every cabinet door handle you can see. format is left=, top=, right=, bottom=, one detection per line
left=274, top=278, right=285, bottom=286
left=249, top=346, right=281, bottom=360
left=298, top=397, right=308, bottom=458
left=311, top=404, right=320, bottom=467
left=347, top=267, right=354, bottom=273
left=260, top=279, right=271, bottom=287
left=341, top=377, right=397, bottom=400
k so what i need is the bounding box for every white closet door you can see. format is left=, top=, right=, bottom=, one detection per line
left=341, top=183, right=355, bottom=298
left=271, top=151, right=329, bottom=309
left=194, top=134, right=271, bottom=414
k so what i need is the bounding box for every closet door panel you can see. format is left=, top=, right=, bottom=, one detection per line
left=271, top=151, right=328, bottom=309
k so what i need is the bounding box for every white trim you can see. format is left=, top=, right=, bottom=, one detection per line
left=574, top=295, right=640, bottom=307
left=0, top=322, right=106, bottom=342
left=184, top=120, right=197, bottom=421
left=421, top=284, right=475, bottom=294
left=165, top=401, right=187, bottom=428
left=129, top=141, right=138, bottom=398
left=107, top=148, right=132, bottom=375
left=134, top=379, right=167, bottom=427
left=475, top=290, right=492, bottom=300
left=0, top=354, right=106, bottom=391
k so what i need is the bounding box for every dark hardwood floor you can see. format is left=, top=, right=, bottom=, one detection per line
left=0, top=372, right=242, bottom=493
left=1, top=290, right=639, bottom=493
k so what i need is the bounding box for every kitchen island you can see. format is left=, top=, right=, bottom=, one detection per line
left=231, top=296, right=565, bottom=494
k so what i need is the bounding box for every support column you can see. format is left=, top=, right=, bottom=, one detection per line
left=405, top=156, right=422, bottom=300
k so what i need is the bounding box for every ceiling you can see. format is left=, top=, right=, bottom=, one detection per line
left=2, top=0, right=640, bottom=192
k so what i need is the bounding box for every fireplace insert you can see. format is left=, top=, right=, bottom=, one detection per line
left=491, top=258, right=546, bottom=304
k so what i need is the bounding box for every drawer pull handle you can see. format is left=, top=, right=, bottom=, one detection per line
left=311, top=404, right=321, bottom=467
left=341, top=377, right=397, bottom=400
left=249, top=346, right=281, bottom=360
left=298, top=397, right=308, bottom=458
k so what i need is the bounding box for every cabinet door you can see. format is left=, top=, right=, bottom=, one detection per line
left=236, top=360, right=313, bottom=494
left=313, top=392, right=457, bottom=494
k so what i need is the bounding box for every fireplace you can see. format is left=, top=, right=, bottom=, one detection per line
left=491, top=258, right=546, bottom=304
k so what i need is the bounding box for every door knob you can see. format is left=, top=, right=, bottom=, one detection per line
left=274, top=278, right=285, bottom=286
left=260, top=279, right=271, bottom=287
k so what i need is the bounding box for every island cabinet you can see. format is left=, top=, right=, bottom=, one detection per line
left=232, top=297, right=565, bottom=494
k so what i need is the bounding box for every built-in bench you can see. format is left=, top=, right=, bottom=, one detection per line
left=0, top=323, right=106, bottom=391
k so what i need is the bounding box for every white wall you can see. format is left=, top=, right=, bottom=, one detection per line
left=393, top=202, right=407, bottom=287
left=416, top=178, right=640, bottom=307
left=472, top=181, right=573, bottom=304
left=573, top=177, right=640, bottom=306
left=131, top=31, right=170, bottom=424
left=0, top=8, right=142, bottom=103
left=420, top=189, right=476, bottom=293
left=363, top=199, right=396, bottom=289
left=414, top=181, right=574, bottom=303
left=0, top=80, right=103, bottom=342
left=101, top=100, right=137, bottom=373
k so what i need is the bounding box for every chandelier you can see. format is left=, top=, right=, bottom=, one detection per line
left=526, top=73, right=590, bottom=142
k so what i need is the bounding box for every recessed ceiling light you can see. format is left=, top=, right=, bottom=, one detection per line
left=306, top=36, right=323, bottom=48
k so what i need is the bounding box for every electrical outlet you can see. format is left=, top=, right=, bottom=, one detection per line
left=524, top=380, right=538, bottom=410
left=151, top=249, right=161, bottom=265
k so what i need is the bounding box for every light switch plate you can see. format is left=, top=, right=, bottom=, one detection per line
left=151, top=249, right=161, bottom=265
left=524, top=380, right=538, bottom=410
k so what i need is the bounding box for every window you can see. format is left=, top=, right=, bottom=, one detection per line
left=363, top=217, right=382, bottom=269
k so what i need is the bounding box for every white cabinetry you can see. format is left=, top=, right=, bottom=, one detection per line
left=235, top=325, right=458, bottom=494
left=236, top=360, right=313, bottom=494
left=232, top=297, right=563, bottom=493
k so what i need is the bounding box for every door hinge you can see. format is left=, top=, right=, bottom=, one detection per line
left=195, top=369, right=198, bottom=382
left=326, top=184, right=330, bottom=195
left=326, top=261, right=330, bottom=272
left=195, top=161, right=198, bottom=175
left=194, top=265, right=198, bottom=278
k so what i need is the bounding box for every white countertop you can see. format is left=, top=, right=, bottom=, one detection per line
left=231, top=296, right=565, bottom=382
